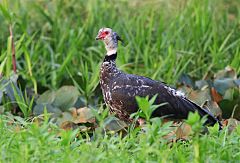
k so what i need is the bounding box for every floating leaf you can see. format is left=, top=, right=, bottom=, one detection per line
left=36, top=90, right=56, bottom=104
left=53, top=86, right=80, bottom=111
left=104, top=117, right=127, bottom=132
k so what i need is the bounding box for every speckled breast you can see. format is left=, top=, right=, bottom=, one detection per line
left=100, top=62, right=131, bottom=121
left=100, top=61, right=118, bottom=109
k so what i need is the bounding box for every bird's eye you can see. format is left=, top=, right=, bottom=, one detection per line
left=104, top=31, right=109, bottom=35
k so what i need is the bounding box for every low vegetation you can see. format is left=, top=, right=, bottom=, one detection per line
left=0, top=0, right=240, bottom=162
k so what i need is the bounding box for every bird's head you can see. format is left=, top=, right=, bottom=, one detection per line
left=96, top=27, right=123, bottom=56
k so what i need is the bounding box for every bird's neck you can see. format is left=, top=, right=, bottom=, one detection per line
left=103, top=52, right=117, bottom=62
left=100, top=52, right=119, bottom=84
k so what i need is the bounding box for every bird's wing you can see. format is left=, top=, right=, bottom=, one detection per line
left=110, top=73, right=165, bottom=105
left=111, top=73, right=219, bottom=126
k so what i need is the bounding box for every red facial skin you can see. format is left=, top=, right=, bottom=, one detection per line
left=97, top=31, right=109, bottom=40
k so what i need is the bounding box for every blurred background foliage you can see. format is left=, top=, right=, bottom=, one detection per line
left=0, top=1, right=240, bottom=161
left=0, top=0, right=239, bottom=101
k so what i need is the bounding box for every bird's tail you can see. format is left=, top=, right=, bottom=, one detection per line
left=189, top=100, right=222, bottom=130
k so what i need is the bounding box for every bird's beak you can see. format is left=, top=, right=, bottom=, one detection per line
left=95, top=33, right=103, bottom=40
left=95, top=36, right=100, bottom=40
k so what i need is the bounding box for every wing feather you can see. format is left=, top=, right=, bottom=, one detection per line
left=110, top=73, right=220, bottom=126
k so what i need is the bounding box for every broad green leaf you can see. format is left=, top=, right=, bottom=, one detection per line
left=136, top=96, right=150, bottom=117
left=56, top=112, right=74, bottom=126
left=149, top=94, right=158, bottom=105
left=33, top=103, right=62, bottom=117
left=36, top=90, right=56, bottom=105
left=53, top=86, right=80, bottom=111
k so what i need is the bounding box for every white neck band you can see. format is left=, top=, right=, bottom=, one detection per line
left=107, top=49, right=117, bottom=56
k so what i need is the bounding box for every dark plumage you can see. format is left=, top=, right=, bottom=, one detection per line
left=96, top=27, right=221, bottom=128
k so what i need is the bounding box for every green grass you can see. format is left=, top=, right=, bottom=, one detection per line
left=0, top=0, right=240, bottom=162
left=0, top=114, right=240, bottom=163
left=1, top=0, right=240, bottom=94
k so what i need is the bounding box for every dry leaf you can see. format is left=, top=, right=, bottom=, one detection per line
left=211, top=87, right=223, bottom=103
left=176, top=122, right=192, bottom=139
left=203, top=100, right=222, bottom=119
left=73, top=107, right=95, bottom=124
left=61, top=121, right=78, bottom=130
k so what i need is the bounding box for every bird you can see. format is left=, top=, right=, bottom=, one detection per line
left=96, top=27, right=221, bottom=128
